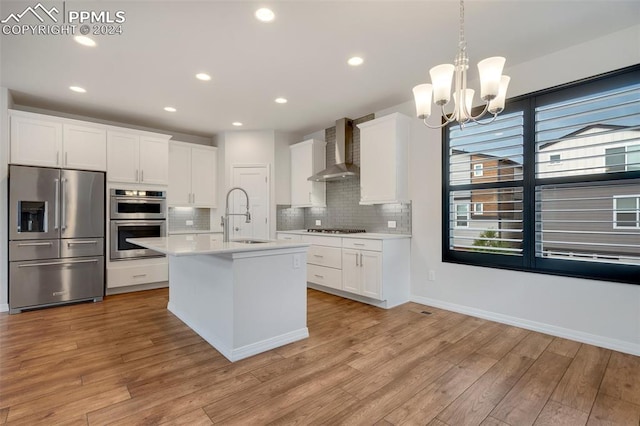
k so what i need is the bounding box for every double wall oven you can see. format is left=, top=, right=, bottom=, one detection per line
left=109, top=189, right=166, bottom=261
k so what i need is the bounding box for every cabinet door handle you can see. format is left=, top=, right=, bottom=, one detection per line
left=308, top=192, right=311, bottom=202
left=355, top=252, right=359, bottom=267
left=56, top=151, right=60, bottom=165
left=192, top=193, right=195, bottom=203
left=135, top=169, right=139, bottom=182
left=65, top=151, right=68, bottom=166
left=314, top=274, right=324, bottom=278
left=360, top=253, right=363, bottom=266
left=313, top=254, right=324, bottom=258
left=141, top=170, right=144, bottom=182
left=133, top=273, right=147, bottom=278
left=353, top=243, right=365, bottom=246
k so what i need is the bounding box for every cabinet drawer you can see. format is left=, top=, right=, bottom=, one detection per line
left=308, top=245, right=341, bottom=268
left=107, top=262, right=168, bottom=288
left=307, top=264, right=342, bottom=290
left=9, top=240, right=60, bottom=261
left=276, top=233, right=301, bottom=241
left=342, top=238, right=382, bottom=251
left=302, top=234, right=342, bottom=247
left=61, top=238, right=104, bottom=258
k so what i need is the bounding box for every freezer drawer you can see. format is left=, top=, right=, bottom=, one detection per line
left=9, top=256, right=104, bottom=312
left=61, top=238, right=104, bottom=258
left=9, top=239, right=60, bottom=261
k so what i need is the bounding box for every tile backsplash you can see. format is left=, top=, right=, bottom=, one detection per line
left=168, top=207, right=211, bottom=232
left=277, top=113, right=412, bottom=234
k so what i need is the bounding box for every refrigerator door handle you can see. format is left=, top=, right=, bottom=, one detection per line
left=54, top=178, right=60, bottom=230
left=17, top=259, right=99, bottom=268
left=61, top=177, right=67, bottom=231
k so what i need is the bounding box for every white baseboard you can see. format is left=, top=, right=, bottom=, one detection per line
left=0, top=303, right=8, bottom=313
left=411, top=295, right=640, bottom=357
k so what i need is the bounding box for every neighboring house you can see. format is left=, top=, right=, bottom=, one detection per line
left=537, top=125, right=640, bottom=264
left=450, top=124, right=639, bottom=264
left=450, top=151, right=523, bottom=253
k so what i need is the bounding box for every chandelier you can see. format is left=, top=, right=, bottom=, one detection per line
left=412, top=0, right=510, bottom=129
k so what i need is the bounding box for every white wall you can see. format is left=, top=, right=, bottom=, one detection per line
left=0, top=88, right=13, bottom=311
left=376, top=25, right=640, bottom=355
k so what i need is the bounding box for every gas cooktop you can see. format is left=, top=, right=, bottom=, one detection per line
left=306, top=228, right=366, bottom=234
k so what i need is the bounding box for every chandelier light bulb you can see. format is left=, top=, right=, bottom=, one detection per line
left=489, top=75, right=511, bottom=114
left=430, top=64, right=455, bottom=105
left=412, top=84, right=433, bottom=119
left=477, top=57, right=506, bottom=101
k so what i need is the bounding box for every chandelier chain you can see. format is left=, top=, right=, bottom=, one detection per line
left=458, top=0, right=466, bottom=52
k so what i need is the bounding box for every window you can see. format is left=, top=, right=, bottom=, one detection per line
left=473, top=164, right=484, bottom=176
left=606, top=145, right=640, bottom=172
left=444, top=65, right=640, bottom=284
left=455, top=203, right=469, bottom=228
left=614, top=196, right=640, bottom=228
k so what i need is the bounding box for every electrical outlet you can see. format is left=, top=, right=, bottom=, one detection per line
left=293, top=254, right=301, bottom=269
left=387, top=220, right=397, bottom=229
left=315, top=220, right=322, bottom=226
left=186, top=220, right=194, bottom=226
left=428, top=270, right=436, bottom=281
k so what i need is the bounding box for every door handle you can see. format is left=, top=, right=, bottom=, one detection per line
left=141, top=170, right=144, bottom=182
left=192, top=193, right=195, bottom=203
left=54, top=178, right=60, bottom=230
left=67, top=240, right=97, bottom=246
left=65, top=151, right=68, bottom=166
left=355, top=252, right=359, bottom=267
left=17, top=259, right=99, bottom=268
left=61, top=178, right=67, bottom=231
left=18, top=242, right=53, bottom=247
left=360, top=253, right=363, bottom=266
left=234, top=227, right=241, bottom=232
left=136, top=169, right=139, bottom=182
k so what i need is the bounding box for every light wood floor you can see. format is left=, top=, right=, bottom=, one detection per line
left=1, top=288, right=639, bottom=425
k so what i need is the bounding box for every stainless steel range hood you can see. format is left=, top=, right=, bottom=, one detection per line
left=308, top=118, right=360, bottom=182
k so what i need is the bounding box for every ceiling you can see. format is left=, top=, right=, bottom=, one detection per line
left=1, top=1, right=639, bottom=138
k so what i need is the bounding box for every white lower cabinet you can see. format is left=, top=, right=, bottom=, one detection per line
left=342, top=248, right=382, bottom=299
left=107, top=259, right=168, bottom=289
left=277, top=232, right=410, bottom=308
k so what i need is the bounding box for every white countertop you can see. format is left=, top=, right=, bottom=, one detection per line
left=128, top=234, right=309, bottom=256
left=276, top=230, right=411, bottom=240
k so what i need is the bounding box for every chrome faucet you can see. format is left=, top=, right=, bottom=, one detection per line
left=221, top=187, right=251, bottom=242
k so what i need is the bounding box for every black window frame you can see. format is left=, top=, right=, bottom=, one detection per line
left=442, top=64, right=640, bottom=285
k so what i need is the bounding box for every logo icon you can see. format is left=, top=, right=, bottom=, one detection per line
left=1, top=3, right=59, bottom=24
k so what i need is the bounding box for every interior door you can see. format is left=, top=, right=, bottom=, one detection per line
left=61, top=169, right=105, bottom=239
left=231, top=166, right=269, bottom=240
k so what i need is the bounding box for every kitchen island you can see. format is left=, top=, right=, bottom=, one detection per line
left=127, top=234, right=310, bottom=362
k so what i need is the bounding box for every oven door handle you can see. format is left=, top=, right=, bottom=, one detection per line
left=113, top=198, right=164, bottom=204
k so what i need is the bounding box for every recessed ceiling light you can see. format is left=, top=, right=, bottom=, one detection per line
left=164, top=106, right=177, bottom=112
left=348, top=56, right=364, bottom=66
left=74, top=35, right=96, bottom=47
left=275, top=97, right=288, bottom=104
left=232, top=122, right=243, bottom=127
left=255, top=8, right=275, bottom=22
left=196, top=73, right=211, bottom=81
left=69, top=86, right=86, bottom=93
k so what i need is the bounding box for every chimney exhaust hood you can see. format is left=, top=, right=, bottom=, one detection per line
left=308, top=118, right=359, bottom=182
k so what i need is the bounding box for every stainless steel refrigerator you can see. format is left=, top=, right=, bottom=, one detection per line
left=9, top=165, right=105, bottom=313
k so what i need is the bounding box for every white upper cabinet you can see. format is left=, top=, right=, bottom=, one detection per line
left=290, top=139, right=326, bottom=208
left=107, top=131, right=170, bottom=185
left=357, top=112, right=411, bottom=204
left=62, top=124, right=107, bottom=171
left=168, top=141, right=217, bottom=207
left=9, top=110, right=106, bottom=171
